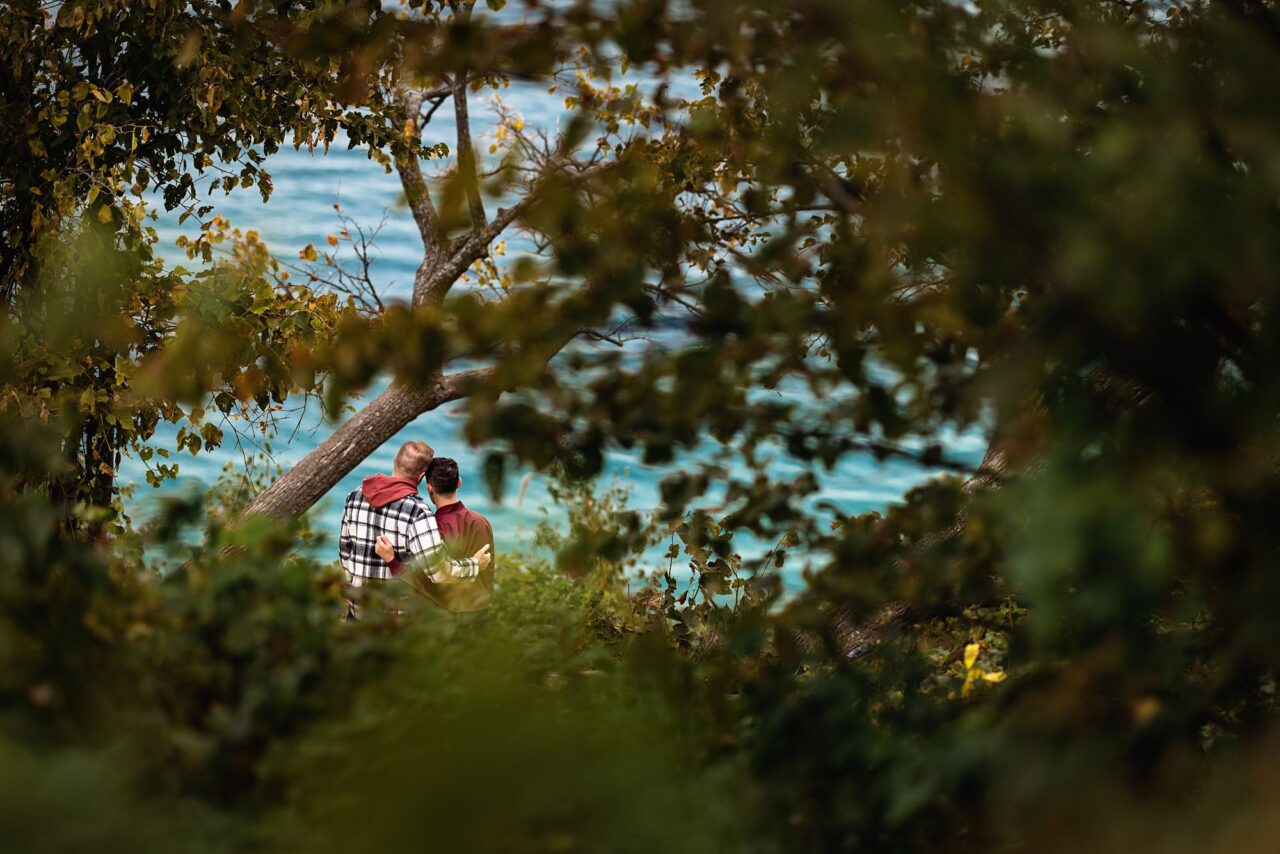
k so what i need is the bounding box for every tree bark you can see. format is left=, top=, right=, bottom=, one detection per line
left=240, top=82, right=486, bottom=522
left=244, top=371, right=479, bottom=520
left=238, top=79, right=603, bottom=523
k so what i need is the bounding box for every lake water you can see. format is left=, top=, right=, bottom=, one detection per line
left=122, top=76, right=989, bottom=583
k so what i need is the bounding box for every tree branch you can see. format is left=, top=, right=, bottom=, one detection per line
left=815, top=165, right=865, bottom=215
left=397, top=150, right=445, bottom=255
left=430, top=365, right=497, bottom=404
left=396, top=89, right=446, bottom=281
left=240, top=328, right=586, bottom=522
left=416, top=159, right=612, bottom=305
left=419, top=197, right=535, bottom=303
left=452, top=71, right=487, bottom=229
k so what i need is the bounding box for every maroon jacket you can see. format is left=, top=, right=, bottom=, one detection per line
left=393, top=500, right=495, bottom=613
left=433, top=501, right=494, bottom=561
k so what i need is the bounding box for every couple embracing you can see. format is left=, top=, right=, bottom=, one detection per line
left=338, top=440, right=494, bottom=620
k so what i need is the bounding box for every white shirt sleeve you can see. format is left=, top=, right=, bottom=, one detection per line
left=405, top=510, right=480, bottom=582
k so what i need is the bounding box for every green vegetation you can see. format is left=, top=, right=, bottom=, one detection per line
left=7, top=0, right=1280, bottom=850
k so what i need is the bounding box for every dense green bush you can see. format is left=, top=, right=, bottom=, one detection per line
left=0, top=438, right=742, bottom=850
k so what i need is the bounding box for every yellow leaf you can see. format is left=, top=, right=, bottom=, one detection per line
left=1133, top=696, right=1160, bottom=725
left=981, top=670, right=1006, bottom=683
left=963, top=643, right=979, bottom=670
left=299, top=243, right=318, bottom=262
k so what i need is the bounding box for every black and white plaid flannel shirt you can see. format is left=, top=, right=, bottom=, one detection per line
left=338, top=487, right=479, bottom=585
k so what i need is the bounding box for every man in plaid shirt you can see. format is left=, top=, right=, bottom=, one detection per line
left=338, top=440, right=491, bottom=619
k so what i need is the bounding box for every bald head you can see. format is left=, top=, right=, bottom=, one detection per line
left=393, top=440, right=434, bottom=480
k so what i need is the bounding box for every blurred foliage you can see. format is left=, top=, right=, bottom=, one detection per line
left=0, top=0, right=401, bottom=520
left=9, top=0, right=1280, bottom=851
left=0, top=413, right=744, bottom=851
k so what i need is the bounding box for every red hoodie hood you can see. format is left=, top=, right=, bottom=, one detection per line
left=361, top=474, right=420, bottom=508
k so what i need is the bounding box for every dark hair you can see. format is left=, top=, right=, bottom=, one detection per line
left=425, top=456, right=460, bottom=494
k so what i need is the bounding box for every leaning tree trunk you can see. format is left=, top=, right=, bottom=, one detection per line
left=243, top=373, right=481, bottom=519
left=229, top=65, right=607, bottom=525
left=239, top=82, right=531, bottom=522
left=244, top=383, right=432, bottom=519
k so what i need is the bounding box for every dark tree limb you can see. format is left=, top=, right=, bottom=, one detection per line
left=419, top=198, right=536, bottom=303
left=451, top=71, right=487, bottom=230
left=243, top=367, right=488, bottom=521
left=238, top=82, right=612, bottom=524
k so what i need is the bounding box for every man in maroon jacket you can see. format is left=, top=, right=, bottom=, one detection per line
left=375, top=457, right=496, bottom=613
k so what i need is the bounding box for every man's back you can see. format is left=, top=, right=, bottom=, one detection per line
left=421, top=500, right=495, bottom=613
left=340, top=469, right=479, bottom=584
left=339, top=478, right=437, bottom=583
left=435, top=501, right=493, bottom=560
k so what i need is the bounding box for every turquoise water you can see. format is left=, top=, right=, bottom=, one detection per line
left=121, top=78, right=988, bottom=580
